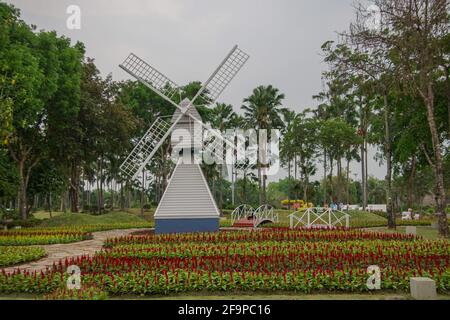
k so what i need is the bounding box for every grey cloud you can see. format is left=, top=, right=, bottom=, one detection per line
left=6, top=0, right=386, bottom=181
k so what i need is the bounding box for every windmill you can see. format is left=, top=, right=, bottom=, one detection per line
left=119, top=45, right=250, bottom=234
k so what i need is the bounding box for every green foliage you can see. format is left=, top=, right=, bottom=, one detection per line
left=0, top=150, right=18, bottom=199
left=0, top=246, right=46, bottom=267
left=37, top=211, right=149, bottom=228
left=43, top=287, right=108, bottom=300
left=2, top=230, right=448, bottom=297
left=0, top=230, right=91, bottom=245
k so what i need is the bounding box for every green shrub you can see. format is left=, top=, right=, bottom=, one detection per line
left=0, top=246, right=46, bottom=267
left=0, top=230, right=92, bottom=246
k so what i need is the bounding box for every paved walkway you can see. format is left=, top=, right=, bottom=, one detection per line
left=1, top=228, right=149, bottom=274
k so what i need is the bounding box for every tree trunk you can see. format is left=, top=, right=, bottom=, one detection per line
left=219, top=164, right=223, bottom=211
left=17, top=159, right=27, bottom=220
left=243, top=173, right=247, bottom=204
left=140, top=168, right=145, bottom=217
left=323, top=150, right=327, bottom=206
left=262, top=169, right=267, bottom=204
left=212, top=176, right=217, bottom=202
left=384, top=94, right=395, bottom=229
left=111, top=180, right=115, bottom=210
left=70, top=161, right=80, bottom=213
left=303, top=171, right=309, bottom=203
left=257, top=164, right=263, bottom=205
left=329, top=155, right=334, bottom=204
left=120, top=182, right=125, bottom=211
left=361, top=140, right=367, bottom=210
left=365, top=139, right=368, bottom=206
left=294, top=155, right=297, bottom=180
left=60, top=190, right=67, bottom=212
left=161, top=145, right=169, bottom=193
left=423, top=85, right=449, bottom=237
left=287, top=158, right=291, bottom=210
left=48, top=192, right=52, bottom=218
left=407, top=154, right=417, bottom=209
left=346, top=158, right=350, bottom=212
left=98, top=158, right=104, bottom=213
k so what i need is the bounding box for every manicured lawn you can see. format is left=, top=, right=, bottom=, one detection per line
left=37, top=211, right=151, bottom=228
left=1, top=292, right=449, bottom=300
left=274, top=210, right=387, bottom=228
left=112, top=292, right=450, bottom=300
left=222, top=209, right=390, bottom=228
left=125, top=208, right=155, bottom=221
left=33, top=209, right=155, bottom=222
left=366, top=226, right=441, bottom=240
left=32, top=211, right=63, bottom=220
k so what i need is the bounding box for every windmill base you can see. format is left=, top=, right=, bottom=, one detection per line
left=155, top=218, right=219, bottom=234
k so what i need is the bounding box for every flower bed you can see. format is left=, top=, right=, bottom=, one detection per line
left=0, top=246, right=46, bottom=267
left=36, top=222, right=152, bottom=233
left=0, top=230, right=92, bottom=246
left=0, top=222, right=151, bottom=246
left=104, top=228, right=418, bottom=247
left=0, top=228, right=448, bottom=298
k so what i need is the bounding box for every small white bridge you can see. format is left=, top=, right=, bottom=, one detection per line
left=288, top=207, right=351, bottom=229
left=230, top=204, right=279, bottom=228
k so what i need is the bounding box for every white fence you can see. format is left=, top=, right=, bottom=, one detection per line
left=367, top=204, right=387, bottom=212
left=253, top=205, right=278, bottom=227
left=230, top=204, right=254, bottom=225
left=230, top=204, right=278, bottom=228
left=288, top=207, right=350, bottom=229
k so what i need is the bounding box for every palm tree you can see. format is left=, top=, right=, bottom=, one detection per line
left=242, top=85, right=285, bottom=205
left=280, top=109, right=297, bottom=210
left=210, top=103, right=237, bottom=211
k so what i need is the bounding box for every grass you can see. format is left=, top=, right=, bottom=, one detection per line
left=366, top=226, right=441, bottom=240
left=347, top=210, right=388, bottom=227
left=222, top=209, right=391, bottom=228
left=30, top=208, right=432, bottom=231
left=225, top=209, right=433, bottom=229
left=37, top=211, right=149, bottom=228
left=111, top=292, right=450, bottom=300
left=1, top=292, right=449, bottom=300
left=32, top=211, right=63, bottom=220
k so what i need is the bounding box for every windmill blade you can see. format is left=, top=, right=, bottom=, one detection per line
left=120, top=116, right=181, bottom=181
left=191, top=45, right=250, bottom=106
left=120, top=53, right=181, bottom=109
left=184, top=46, right=250, bottom=158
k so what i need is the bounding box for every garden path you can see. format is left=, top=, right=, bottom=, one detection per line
left=1, top=228, right=150, bottom=274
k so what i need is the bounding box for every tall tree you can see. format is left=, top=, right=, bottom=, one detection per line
left=210, top=103, right=237, bottom=211
left=349, top=0, right=449, bottom=237
left=242, top=85, right=285, bottom=205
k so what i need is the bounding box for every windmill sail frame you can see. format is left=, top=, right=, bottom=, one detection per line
left=118, top=45, right=250, bottom=234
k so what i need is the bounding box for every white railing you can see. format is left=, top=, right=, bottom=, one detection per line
left=230, top=204, right=254, bottom=225
left=230, top=204, right=278, bottom=228
left=253, top=205, right=278, bottom=228
left=288, top=207, right=350, bottom=229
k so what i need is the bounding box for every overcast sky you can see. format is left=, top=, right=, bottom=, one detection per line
left=6, top=0, right=385, bottom=181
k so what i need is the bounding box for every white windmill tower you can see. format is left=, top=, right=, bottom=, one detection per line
left=118, top=45, right=250, bottom=234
